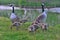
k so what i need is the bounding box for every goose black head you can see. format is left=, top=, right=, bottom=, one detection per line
left=41, top=3, right=44, bottom=12
left=10, top=4, right=14, bottom=13
left=9, top=4, right=14, bottom=7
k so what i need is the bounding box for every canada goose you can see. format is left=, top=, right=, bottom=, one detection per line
left=10, top=4, right=28, bottom=30
left=10, top=4, right=20, bottom=23
left=32, top=3, right=48, bottom=24
left=10, top=4, right=20, bottom=30
left=36, top=8, right=48, bottom=23
left=28, top=3, right=48, bottom=32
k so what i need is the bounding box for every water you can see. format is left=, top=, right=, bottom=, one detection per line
left=0, top=5, right=60, bottom=13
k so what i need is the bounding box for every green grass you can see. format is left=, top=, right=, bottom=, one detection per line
left=45, top=0, right=60, bottom=7
left=19, top=0, right=60, bottom=7
left=0, top=10, right=60, bottom=40
left=0, top=0, right=60, bottom=7
left=0, top=0, right=19, bottom=6
left=0, top=17, right=60, bottom=40
left=47, top=12, right=59, bottom=26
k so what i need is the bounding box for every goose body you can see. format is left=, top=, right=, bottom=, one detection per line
left=28, top=3, right=48, bottom=32
left=10, top=5, right=19, bottom=23
left=10, top=5, right=16, bottom=19
left=37, top=10, right=47, bottom=23
left=35, top=3, right=48, bottom=23
left=28, top=10, right=48, bottom=32
left=10, top=13, right=17, bottom=20
left=37, top=3, right=47, bottom=23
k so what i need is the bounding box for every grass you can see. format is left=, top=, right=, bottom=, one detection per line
left=0, top=0, right=60, bottom=40
left=0, top=0, right=19, bottom=6
left=0, top=10, right=60, bottom=40
left=44, top=0, right=60, bottom=7
left=19, top=0, right=60, bottom=7
left=0, top=16, right=60, bottom=40
left=47, top=12, right=59, bottom=26
left=0, top=0, right=60, bottom=7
